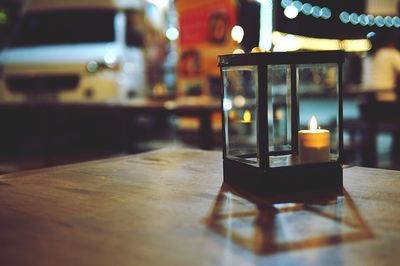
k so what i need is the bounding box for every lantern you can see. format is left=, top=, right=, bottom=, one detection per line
left=219, top=51, right=344, bottom=193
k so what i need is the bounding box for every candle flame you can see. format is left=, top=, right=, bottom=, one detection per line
left=309, top=115, right=318, bottom=130
left=243, top=110, right=252, bottom=122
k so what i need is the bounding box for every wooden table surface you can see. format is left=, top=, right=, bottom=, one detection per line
left=0, top=148, right=399, bottom=266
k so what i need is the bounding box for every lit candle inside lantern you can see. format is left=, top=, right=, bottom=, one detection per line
left=241, top=110, right=252, bottom=123
left=298, top=115, right=330, bottom=163
left=240, top=110, right=253, bottom=135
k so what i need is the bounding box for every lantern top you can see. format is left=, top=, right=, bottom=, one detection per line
left=218, top=50, right=345, bottom=67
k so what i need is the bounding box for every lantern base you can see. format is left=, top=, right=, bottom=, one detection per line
left=223, top=158, right=343, bottom=195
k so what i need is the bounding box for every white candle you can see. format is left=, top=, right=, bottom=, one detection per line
left=298, top=116, right=330, bottom=163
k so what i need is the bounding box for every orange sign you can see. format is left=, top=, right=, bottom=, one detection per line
left=176, top=0, right=237, bottom=97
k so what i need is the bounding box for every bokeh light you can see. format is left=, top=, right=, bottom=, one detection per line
left=231, top=25, right=244, bottom=43
left=284, top=5, right=299, bottom=19
left=166, top=27, right=179, bottom=41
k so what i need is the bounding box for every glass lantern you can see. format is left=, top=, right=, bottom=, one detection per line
left=219, top=51, right=344, bottom=193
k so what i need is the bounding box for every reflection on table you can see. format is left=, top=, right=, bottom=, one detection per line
left=204, top=184, right=372, bottom=255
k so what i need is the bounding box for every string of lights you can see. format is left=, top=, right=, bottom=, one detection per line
left=281, top=0, right=331, bottom=19
left=339, top=11, right=400, bottom=28
left=281, top=0, right=400, bottom=28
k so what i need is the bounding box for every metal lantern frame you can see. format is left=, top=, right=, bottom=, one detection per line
left=218, top=50, right=345, bottom=194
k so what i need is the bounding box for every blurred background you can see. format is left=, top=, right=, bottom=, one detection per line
left=0, top=0, right=399, bottom=173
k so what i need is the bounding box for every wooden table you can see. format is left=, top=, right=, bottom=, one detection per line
left=0, top=148, right=399, bottom=266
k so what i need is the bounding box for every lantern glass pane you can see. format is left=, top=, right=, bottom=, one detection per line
left=222, top=66, right=258, bottom=166
left=297, top=63, right=339, bottom=164
left=267, top=65, right=292, bottom=156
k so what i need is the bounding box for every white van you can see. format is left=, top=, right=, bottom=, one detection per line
left=0, top=0, right=147, bottom=102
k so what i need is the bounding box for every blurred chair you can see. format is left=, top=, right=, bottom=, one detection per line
left=358, top=91, right=400, bottom=168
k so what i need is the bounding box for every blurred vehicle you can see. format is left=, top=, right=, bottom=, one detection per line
left=0, top=0, right=147, bottom=102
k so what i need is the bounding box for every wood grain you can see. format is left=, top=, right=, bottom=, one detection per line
left=0, top=147, right=399, bottom=266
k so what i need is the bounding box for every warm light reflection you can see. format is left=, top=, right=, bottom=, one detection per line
left=233, top=95, right=246, bottom=107
left=272, top=31, right=371, bottom=52
left=204, top=187, right=373, bottom=255
left=309, top=115, right=317, bottom=130
left=251, top=47, right=264, bottom=53
left=243, top=110, right=252, bottom=123
left=233, top=48, right=245, bottom=54
left=231, top=25, right=244, bottom=43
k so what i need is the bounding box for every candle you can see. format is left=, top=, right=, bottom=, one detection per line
left=240, top=110, right=253, bottom=135
left=241, top=110, right=252, bottom=123
left=298, top=115, right=330, bottom=163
